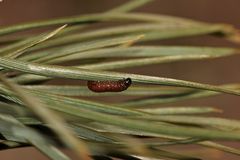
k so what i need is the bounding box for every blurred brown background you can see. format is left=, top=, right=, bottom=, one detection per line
left=0, top=0, right=239, bottom=159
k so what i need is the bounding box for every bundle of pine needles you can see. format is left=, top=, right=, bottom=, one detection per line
left=0, top=0, right=239, bottom=159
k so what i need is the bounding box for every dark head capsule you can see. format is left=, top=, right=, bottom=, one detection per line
left=87, top=78, right=132, bottom=92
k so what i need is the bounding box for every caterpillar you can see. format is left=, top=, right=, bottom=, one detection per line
left=87, top=78, right=132, bottom=92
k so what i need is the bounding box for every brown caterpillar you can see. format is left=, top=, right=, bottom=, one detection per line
left=87, top=78, right=132, bottom=92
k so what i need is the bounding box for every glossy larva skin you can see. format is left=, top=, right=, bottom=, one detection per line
left=87, top=78, right=132, bottom=92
